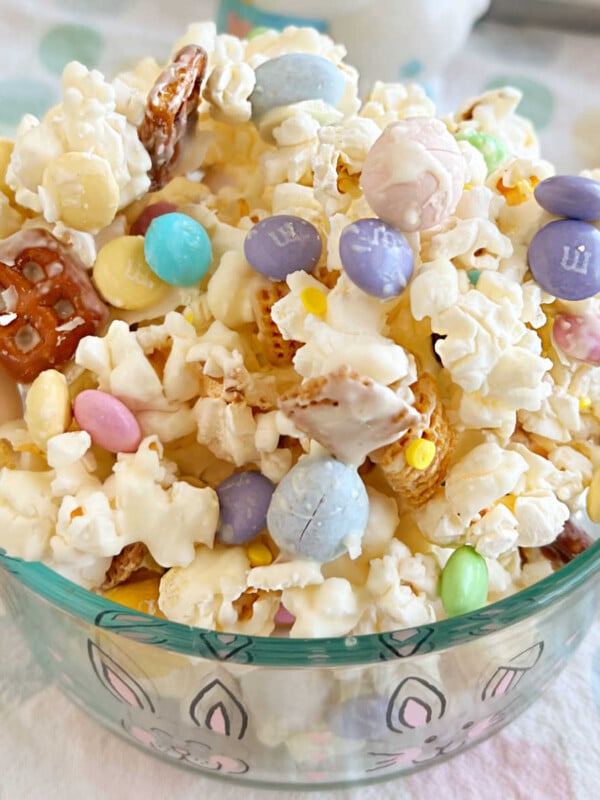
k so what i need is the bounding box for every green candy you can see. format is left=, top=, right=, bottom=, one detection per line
left=455, top=131, right=508, bottom=175
left=440, top=545, right=489, bottom=618
left=467, top=269, right=481, bottom=286
left=247, top=26, right=271, bottom=40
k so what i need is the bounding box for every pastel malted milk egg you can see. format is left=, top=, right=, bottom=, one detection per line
left=244, top=214, right=322, bottom=281
left=338, top=217, right=414, bottom=298
left=552, top=312, right=600, bottom=366
left=440, top=545, right=488, bottom=618
left=534, top=175, right=600, bottom=222
left=216, top=470, right=276, bottom=545
left=144, top=212, right=213, bottom=287
left=130, top=201, right=178, bottom=237
left=73, top=389, right=142, bottom=454
left=360, top=117, right=465, bottom=232
left=249, top=53, right=346, bottom=120
left=528, top=219, right=600, bottom=301
left=266, top=455, right=369, bottom=563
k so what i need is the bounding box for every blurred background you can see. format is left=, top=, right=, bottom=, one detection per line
left=0, top=0, right=598, bottom=171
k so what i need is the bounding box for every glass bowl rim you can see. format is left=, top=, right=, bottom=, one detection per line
left=1, top=537, right=599, bottom=667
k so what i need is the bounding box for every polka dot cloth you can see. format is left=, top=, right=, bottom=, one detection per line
left=38, top=24, right=104, bottom=76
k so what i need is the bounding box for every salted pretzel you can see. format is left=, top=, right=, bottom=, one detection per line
left=138, top=44, right=208, bottom=191
left=0, top=230, right=109, bottom=384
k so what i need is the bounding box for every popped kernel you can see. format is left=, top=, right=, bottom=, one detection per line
left=405, top=438, right=437, bottom=471
left=586, top=467, right=600, bottom=523
left=496, top=175, right=539, bottom=206
left=300, top=287, right=328, bottom=316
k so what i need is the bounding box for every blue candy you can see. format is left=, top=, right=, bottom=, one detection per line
left=534, top=175, right=600, bottom=222
left=339, top=218, right=415, bottom=298
left=266, top=456, right=369, bottom=563
left=528, top=219, right=600, bottom=301
left=249, top=53, right=346, bottom=120
left=216, top=471, right=275, bottom=546
left=144, top=212, right=212, bottom=287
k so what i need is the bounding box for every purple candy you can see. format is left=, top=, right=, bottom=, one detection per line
left=216, top=471, right=275, bottom=546
left=339, top=218, right=415, bottom=298
left=244, top=215, right=322, bottom=281
left=528, top=219, right=600, bottom=301
left=535, top=175, right=600, bottom=222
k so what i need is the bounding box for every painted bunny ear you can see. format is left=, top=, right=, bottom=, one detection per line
left=386, top=676, right=447, bottom=734
left=482, top=641, right=544, bottom=701
left=88, top=641, right=155, bottom=713
left=189, top=678, right=248, bottom=740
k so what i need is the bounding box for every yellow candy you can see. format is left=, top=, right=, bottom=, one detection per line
left=24, top=369, right=72, bottom=450
left=301, top=287, right=327, bottom=316
left=41, top=151, right=120, bottom=232
left=405, top=438, right=436, bottom=471
left=586, top=467, right=600, bottom=523
left=93, top=235, right=171, bottom=310
left=102, top=577, right=165, bottom=618
left=579, top=397, right=592, bottom=412
left=498, top=493, right=517, bottom=513
left=247, top=542, right=273, bottom=567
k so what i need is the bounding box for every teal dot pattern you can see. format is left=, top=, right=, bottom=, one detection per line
left=484, top=74, right=555, bottom=130
left=400, top=59, right=424, bottom=80
left=38, top=23, right=104, bottom=76
left=0, top=78, right=57, bottom=125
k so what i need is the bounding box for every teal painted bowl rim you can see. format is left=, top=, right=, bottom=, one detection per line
left=1, top=536, right=599, bottom=667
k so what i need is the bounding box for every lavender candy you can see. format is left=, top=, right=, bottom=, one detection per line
left=216, top=471, right=275, bottom=545
left=244, top=215, right=323, bottom=281
left=528, top=219, right=600, bottom=301
left=266, top=456, right=369, bottom=563
left=535, top=175, right=600, bottom=222
left=339, top=218, right=415, bottom=298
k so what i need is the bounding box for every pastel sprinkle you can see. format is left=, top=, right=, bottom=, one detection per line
left=405, top=439, right=436, bottom=471
left=467, top=269, right=481, bottom=286
left=247, top=542, right=273, bottom=567
left=579, top=397, right=592, bottom=412
left=301, top=287, right=327, bottom=316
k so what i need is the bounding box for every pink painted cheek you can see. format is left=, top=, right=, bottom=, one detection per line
left=74, top=389, right=142, bottom=453
left=210, top=754, right=243, bottom=772
left=130, top=726, right=156, bottom=746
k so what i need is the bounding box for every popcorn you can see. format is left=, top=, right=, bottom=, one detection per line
left=0, top=24, right=596, bottom=642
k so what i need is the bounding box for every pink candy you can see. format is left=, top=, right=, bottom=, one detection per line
left=552, top=313, right=600, bottom=366
left=274, top=603, right=296, bottom=626
left=74, top=389, right=142, bottom=453
left=360, top=117, right=465, bottom=232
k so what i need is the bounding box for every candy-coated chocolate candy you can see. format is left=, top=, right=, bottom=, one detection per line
left=249, top=53, right=346, bottom=120
left=144, top=212, right=212, bottom=287
left=405, top=438, right=436, bottom=471
left=528, top=219, right=600, bottom=300
left=103, top=576, right=165, bottom=617
left=440, top=545, right=488, bottom=618
left=216, top=470, right=276, bottom=545
left=244, top=215, right=322, bottom=280
left=247, top=542, right=273, bottom=567
left=93, top=235, right=171, bottom=311
left=329, top=696, right=387, bottom=740
left=455, top=130, right=508, bottom=174
left=338, top=218, right=414, bottom=298
left=24, top=369, right=72, bottom=449
left=534, top=175, right=600, bottom=221
left=361, top=118, right=465, bottom=232
left=552, top=312, right=600, bottom=366
left=266, top=456, right=369, bottom=563
left=274, top=603, right=295, bottom=626
left=41, top=151, right=120, bottom=233
left=73, top=389, right=142, bottom=454
left=130, top=201, right=178, bottom=236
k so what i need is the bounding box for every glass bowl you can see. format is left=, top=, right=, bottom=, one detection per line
left=0, top=521, right=598, bottom=790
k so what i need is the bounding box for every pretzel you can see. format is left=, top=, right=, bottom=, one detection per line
left=0, top=230, right=109, bottom=384
left=102, top=542, right=164, bottom=590
left=138, top=44, right=208, bottom=191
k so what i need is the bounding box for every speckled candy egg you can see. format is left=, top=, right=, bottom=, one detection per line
left=528, top=219, right=600, bottom=300
left=266, top=456, right=369, bottom=563
left=339, top=218, right=414, bottom=298
left=552, top=312, right=600, bottom=366
left=244, top=215, right=322, bottom=280
left=216, top=471, right=275, bottom=545
left=249, top=53, right=346, bottom=120
left=360, top=117, right=465, bottom=232
left=534, top=175, right=600, bottom=222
